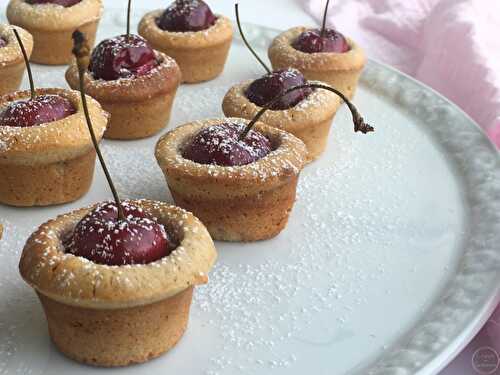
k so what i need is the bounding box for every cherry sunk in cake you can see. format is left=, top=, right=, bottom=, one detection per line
left=27, top=0, right=82, bottom=7
left=89, top=34, right=158, bottom=81
left=65, top=201, right=178, bottom=266
left=292, top=28, right=349, bottom=54
left=245, top=68, right=312, bottom=110
left=0, top=94, right=76, bottom=127
left=157, top=0, right=216, bottom=32
left=182, top=122, right=272, bottom=166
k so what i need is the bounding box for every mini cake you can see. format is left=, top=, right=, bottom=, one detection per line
left=6, top=0, right=102, bottom=65
left=138, top=0, right=233, bottom=83
left=0, top=25, right=33, bottom=96
left=222, top=6, right=341, bottom=162
left=223, top=73, right=341, bottom=163
left=66, top=34, right=181, bottom=139
left=267, top=1, right=365, bottom=99
left=268, top=28, right=365, bottom=99
left=19, top=199, right=217, bottom=366
left=24, top=35, right=218, bottom=366
left=0, top=88, right=108, bottom=206
left=155, top=118, right=307, bottom=241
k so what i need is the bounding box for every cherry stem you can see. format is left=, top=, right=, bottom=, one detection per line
left=12, top=28, right=35, bottom=100
left=126, top=0, right=132, bottom=38
left=239, top=83, right=374, bottom=140
left=71, top=30, right=125, bottom=221
left=235, top=3, right=271, bottom=74
left=321, top=0, right=330, bottom=38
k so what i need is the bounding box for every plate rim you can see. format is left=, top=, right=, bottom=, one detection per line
left=360, top=60, right=500, bottom=375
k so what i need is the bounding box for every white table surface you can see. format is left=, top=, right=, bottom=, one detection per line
left=0, top=1, right=480, bottom=374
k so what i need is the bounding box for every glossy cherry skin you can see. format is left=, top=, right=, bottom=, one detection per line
left=0, top=37, right=7, bottom=48
left=88, top=201, right=149, bottom=222
left=157, top=0, right=216, bottom=32
left=0, top=95, right=76, bottom=128
left=27, top=0, right=82, bottom=7
left=182, top=122, right=272, bottom=166
left=89, top=34, right=158, bottom=81
left=245, top=68, right=312, bottom=110
left=292, top=28, right=350, bottom=54
left=66, top=201, right=177, bottom=266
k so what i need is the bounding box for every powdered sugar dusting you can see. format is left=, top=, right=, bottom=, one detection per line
left=138, top=9, right=231, bottom=42
left=182, top=121, right=272, bottom=166
left=0, top=219, right=46, bottom=374
left=0, top=95, right=75, bottom=128
left=0, top=18, right=481, bottom=375
left=0, top=112, right=64, bottom=151
left=165, top=0, right=207, bottom=15
left=223, top=78, right=341, bottom=130
left=157, top=0, right=216, bottom=33
left=64, top=200, right=171, bottom=266
left=83, top=50, right=176, bottom=89
left=157, top=117, right=306, bottom=181
left=188, top=123, right=397, bottom=372
left=0, top=89, right=106, bottom=160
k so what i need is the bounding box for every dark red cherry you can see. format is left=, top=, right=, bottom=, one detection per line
left=245, top=68, right=312, bottom=110
left=292, top=28, right=349, bottom=54
left=89, top=34, right=158, bottom=81
left=66, top=201, right=177, bottom=266
left=182, top=122, right=272, bottom=166
left=85, top=201, right=149, bottom=222
left=0, top=94, right=76, bottom=127
left=27, top=0, right=82, bottom=7
left=157, top=0, right=216, bottom=32
left=0, top=37, right=7, bottom=48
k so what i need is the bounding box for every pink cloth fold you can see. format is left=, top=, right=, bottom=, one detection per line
left=304, top=0, right=500, bottom=147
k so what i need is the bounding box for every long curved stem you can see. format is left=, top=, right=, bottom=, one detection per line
left=72, top=31, right=125, bottom=221
left=12, top=28, right=35, bottom=100
left=321, top=0, right=331, bottom=38
left=235, top=3, right=271, bottom=74
left=239, top=83, right=374, bottom=140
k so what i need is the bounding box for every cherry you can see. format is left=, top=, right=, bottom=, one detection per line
left=245, top=68, right=312, bottom=110
left=157, top=0, right=216, bottom=32
left=27, top=0, right=82, bottom=7
left=293, top=28, right=349, bottom=54
left=89, top=34, right=158, bottom=81
left=85, top=201, right=149, bottom=222
left=232, top=5, right=311, bottom=110
left=183, top=122, right=272, bottom=166
left=66, top=201, right=177, bottom=266
left=0, top=94, right=76, bottom=127
left=0, top=28, right=76, bottom=128
left=0, top=37, right=7, bottom=48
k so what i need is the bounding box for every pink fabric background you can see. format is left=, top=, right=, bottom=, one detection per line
left=304, top=0, right=500, bottom=146
left=303, top=0, right=500, bottom=372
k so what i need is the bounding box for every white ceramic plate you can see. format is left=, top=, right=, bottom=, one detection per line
left=1, top=11, right=500, bottom=375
